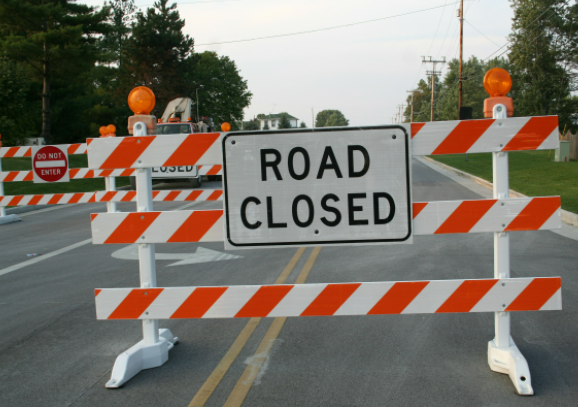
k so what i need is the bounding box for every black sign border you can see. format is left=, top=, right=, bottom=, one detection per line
left=222, top=126, right=412, bottom=247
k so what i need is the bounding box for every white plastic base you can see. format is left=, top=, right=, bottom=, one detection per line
left=106, top=328, right=178, bottom=388
left=0, top=214, right=21, bottom=225
left=488, top=337, right=533, bottom=395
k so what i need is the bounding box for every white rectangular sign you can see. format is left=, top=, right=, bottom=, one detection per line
left=151, top=165, right=198, bottom=178
left=222, top=126, right=412, bottom=248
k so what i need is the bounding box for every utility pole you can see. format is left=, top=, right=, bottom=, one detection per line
left=397, top=104, right=405, bottom=123
left=406, top=90, right=418, bottom=123
left=422, top=56, right=446, bottom=122
left=312, top=108, right=315, bottom=128
left=458, top=0, right=464, bottom=117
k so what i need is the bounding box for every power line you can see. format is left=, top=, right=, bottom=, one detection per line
left=195, top=2, right=461, bottom=46
left=464, top=19, right=501, bottom=47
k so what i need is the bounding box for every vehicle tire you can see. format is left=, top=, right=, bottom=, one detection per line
left=189, top=176, right=202, bottom=188
left=129, top=176, right=136, bottom=190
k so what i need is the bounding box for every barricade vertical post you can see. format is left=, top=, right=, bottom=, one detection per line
left=488, top=103, right=533, bottom=395
left=104, top=120, right=177, bottom=389
left=0, top=156, right=5, bottom=218
left=104, top=176, right=118, bottom=213
left=134, top=121, right=158, bottom=343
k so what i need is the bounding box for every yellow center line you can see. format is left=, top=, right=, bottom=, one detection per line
left=187, top=247, right=306, bottom=407
left=223, top=246, right=322, bottom=407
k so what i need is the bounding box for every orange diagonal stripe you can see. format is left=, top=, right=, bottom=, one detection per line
left=207, top=165, right=223, bottom=175
left=100, top=136, right=155, bottom=169
left=235, top=285, right=294, bottom=318
left=104, top=212, right=161, bottom=244
left=301, top=283, right=361, bottom=316
left=506, top=278, right=561, bottom=311
left=163, top=133, right=220, bottom=166
left=185, top=190, right=202, bottom=201
left=432, top=119, right=495, bottom=155
left=436, top=279, right=498, bottom=313
left=120, top=191, right=136, bottom=202
left=108, top=288, right=163, bottom=319
left=167, top=210, right=223, bottom=242
left=171, top=287, right=228, bottom=318
left=435, top=199, right=497, bottom=234
left=165, top=190, right=181, bottom=201
left=47, top=194, right=64, bottom=205
left=8, top=196, right=24, bottom=206
left=504, top=197, right=560, bottom=231
left=411, top=122, right=426, bottom=138
left=503, top=116, right=558, bottom=151
left=368, top=281, right=429, bottom=314
left=207, top=190, right=223, bottom=201
left=4, top=172, right=18, bottom=182
left=28, top=195, right=43, bottom=205
left=412, top=202, right=428, bottom=218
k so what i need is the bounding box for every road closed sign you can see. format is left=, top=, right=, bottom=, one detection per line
left=32, top=145, right=70, bottom=183
left=222, top=126, right=412, bottom=248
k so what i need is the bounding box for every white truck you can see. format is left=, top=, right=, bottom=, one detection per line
left=130, top=98, right=210, bottom=189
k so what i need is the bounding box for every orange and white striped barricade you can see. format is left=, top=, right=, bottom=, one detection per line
left=95, top=277, right=561, bottom=320
left=87, top=115, right=562, bottom=393
left=0, top=143, right=89, bottom=223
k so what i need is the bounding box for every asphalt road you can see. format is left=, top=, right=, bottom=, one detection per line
left=0, top=160, right=577, bottom=407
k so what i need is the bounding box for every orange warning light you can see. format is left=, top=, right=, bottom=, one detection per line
left=128, top=86, right=156, bottom=115
left=483, top=68, right=512, bottom=97
left=99, top=126, right=107, bottom=135
left=106, top=124, right=116, bottom=135
left=221, top=122, right=231, bottom=132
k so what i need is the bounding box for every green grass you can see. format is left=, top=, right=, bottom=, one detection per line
left=1, top=155, right=130, bottom=196
left=431, top=150, right=578, bottom=213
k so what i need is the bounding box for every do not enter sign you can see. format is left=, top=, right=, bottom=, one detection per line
left=32, top=145, right=70, bottom=183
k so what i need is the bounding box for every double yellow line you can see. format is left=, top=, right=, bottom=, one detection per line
left=188, top=247, right=322, bottom=407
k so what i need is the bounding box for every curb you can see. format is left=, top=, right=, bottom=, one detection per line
left=422, top=156, right=578, bottom=228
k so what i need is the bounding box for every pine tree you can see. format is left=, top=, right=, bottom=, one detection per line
left=278, top=113, right=292, bottom=129
left=123, top=0, right=194, bottom=110
left=0, top=0, right=110, bottom=144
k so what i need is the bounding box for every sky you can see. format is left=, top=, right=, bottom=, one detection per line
left=86, top=0, right=514, bottom=126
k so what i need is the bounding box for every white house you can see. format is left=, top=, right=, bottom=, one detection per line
left=258, top=113, right=299, bottom=130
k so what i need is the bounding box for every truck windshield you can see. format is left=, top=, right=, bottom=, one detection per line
left=157, top=124, right=191, bottom=135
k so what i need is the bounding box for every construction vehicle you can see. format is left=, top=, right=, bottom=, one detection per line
left=130, top=98, right=212, bottom=189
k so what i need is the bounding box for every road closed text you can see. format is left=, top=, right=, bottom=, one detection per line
left=240, top=146, right=396, bottom=229
left=223, top=128, right=411, bottom=247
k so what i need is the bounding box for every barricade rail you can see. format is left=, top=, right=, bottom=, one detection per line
left=0, top=189, right=224, bottom=206
left=0, top=165, right=222, bottom=182
left=95, top=277, right=561, bottom=320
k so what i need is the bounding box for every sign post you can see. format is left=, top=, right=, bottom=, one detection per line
left=32, top=145, right=69, bottom=183
left=222, top=126, right=412, bottom=248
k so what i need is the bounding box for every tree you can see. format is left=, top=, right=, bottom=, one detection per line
left=101, top=0, right=137, bottom=68
left=0, top=58, right=38, bottom=145
left=278, top=113, right=292, bottom=129
left=508, top=0, right=577, bottom=130
left=244, top=119, right=260, bottom=130
left=315, top=110, right=349, bottom=127
left=300, top=121, right=307, bottom=128
left=263, top=121, right=270, bottom=130
left=0, top=0, right=110, bottom=144
left=123, top=0, right=194, bottom=110
left=192, top=51, right=252, bottom=125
